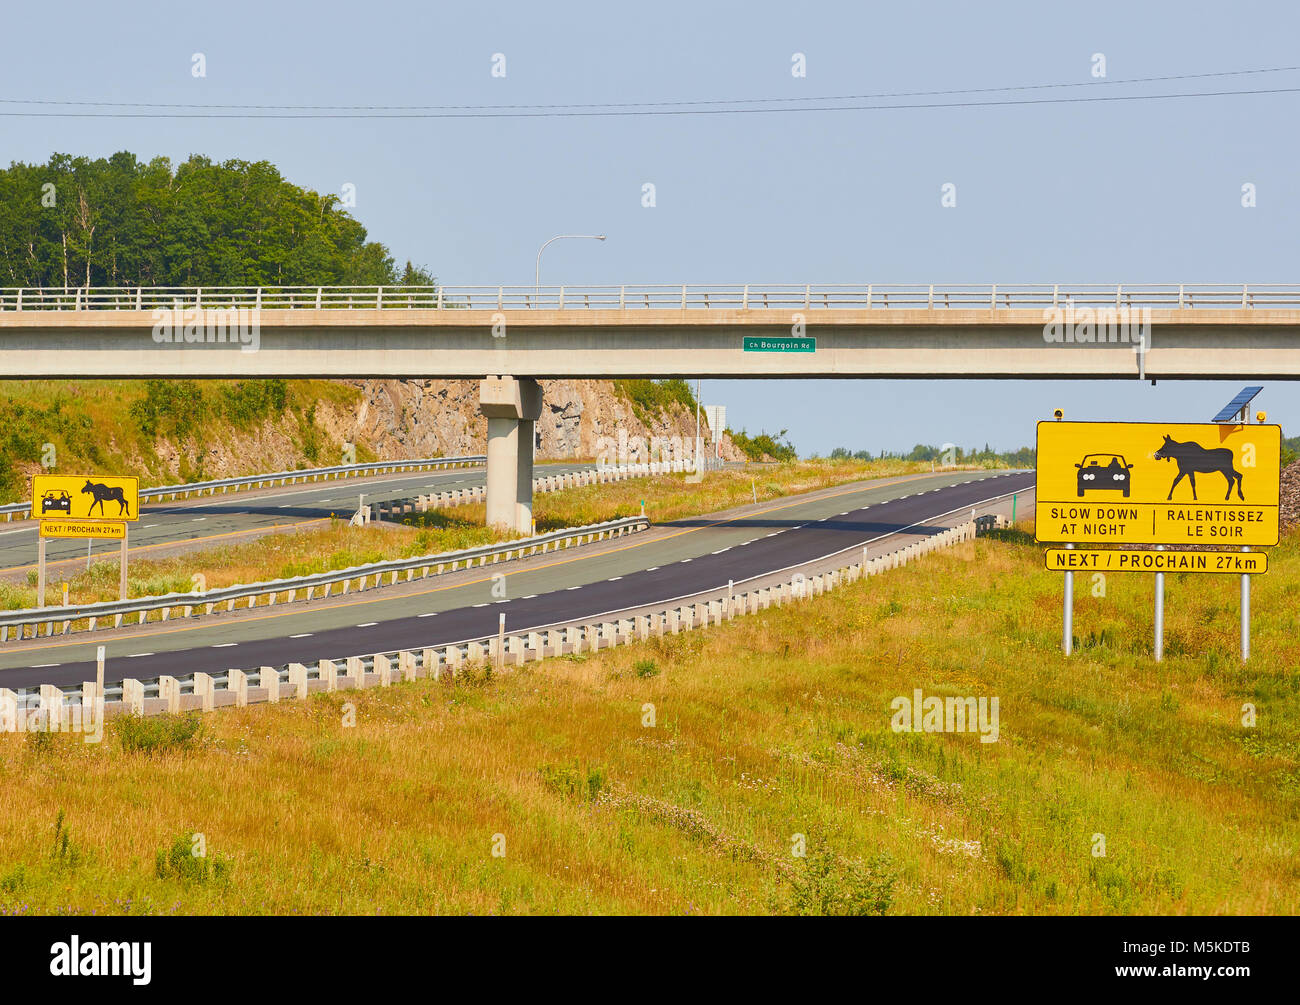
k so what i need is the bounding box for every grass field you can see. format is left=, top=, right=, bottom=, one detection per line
left=0, top=459, right=948, bottom=610
left=2, top=516, right=1295, bottom=915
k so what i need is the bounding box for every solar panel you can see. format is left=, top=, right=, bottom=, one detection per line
left=1211, top=386, right=1264, bottom=423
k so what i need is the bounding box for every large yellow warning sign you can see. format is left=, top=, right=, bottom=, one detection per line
left=1034, top=422, right=1279, bottom=546
left=32, top=475, right=139, bottom=522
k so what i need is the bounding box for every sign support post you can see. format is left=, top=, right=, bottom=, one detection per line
left=1241, top=546, right=1250, bottom=662
left=37, top=535, right=46, bottom=608
left=119, top=525, right=129, bottom=600
left=1062, top=542, right=1074, bottom=655
left=1154, top=545, right=1164, bottom=662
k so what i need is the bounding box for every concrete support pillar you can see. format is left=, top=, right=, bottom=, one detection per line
left=479, top=376, right=543, bottom=533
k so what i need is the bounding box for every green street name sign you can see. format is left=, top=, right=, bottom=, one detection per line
left=742, top=336, right=816, bottom=353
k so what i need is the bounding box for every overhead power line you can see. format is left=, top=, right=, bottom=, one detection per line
left=1, top=63, right=1299, bottom=112
left=0, top=84, right=1298, bottom=119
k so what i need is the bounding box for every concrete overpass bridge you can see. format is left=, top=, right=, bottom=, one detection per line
left=4, top=282, right=1298, bottom=530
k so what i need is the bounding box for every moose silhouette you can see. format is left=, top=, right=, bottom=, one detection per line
left=81, top=480, right=131, bottom=517
left=1152, top=435, right=1244, bottom=501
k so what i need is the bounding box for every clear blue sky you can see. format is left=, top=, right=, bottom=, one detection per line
left=4, top=0, right=1298, bottom=454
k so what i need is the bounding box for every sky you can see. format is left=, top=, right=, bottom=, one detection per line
left=3, top=0, right=1298, bottom=455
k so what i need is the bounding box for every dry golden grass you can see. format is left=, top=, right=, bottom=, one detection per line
left=2, top=518, right=1295, bottom=915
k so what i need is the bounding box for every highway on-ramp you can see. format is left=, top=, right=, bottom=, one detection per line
left=0, top=469, right=1035, bottom=690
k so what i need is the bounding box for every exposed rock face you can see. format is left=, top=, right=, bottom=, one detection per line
left=322, top=378, right=742, bottom=463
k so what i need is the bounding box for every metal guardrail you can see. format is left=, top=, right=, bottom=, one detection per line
left=1, top=284, right=1298, bottom=312
left=0, top=512, right=1012, bottom=713
left=0, top=515, right=649, bottom=642
left=0, top=455, right=486, bottom=521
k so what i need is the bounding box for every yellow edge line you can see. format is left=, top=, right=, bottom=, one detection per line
left=1, top=471, right=975, bottom=657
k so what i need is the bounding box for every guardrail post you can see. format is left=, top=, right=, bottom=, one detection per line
left=345, top=656, right=364, bottom=689
left=40, top=684, right=64, bottom=729
left=122, top=678, right=145, bottom=716
left=288, top=663, right=309, bottom=699
left=319, top=659, right=337, bottom=692
left=228, top=668, right=249, bottom=706
left=259, top=667, right=280, bottom=703
left=193, top=672, right=215, bottom=711
left=158, top=676, right=181, bottom=714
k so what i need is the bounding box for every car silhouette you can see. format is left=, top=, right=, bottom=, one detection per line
left=1076, top=454, right=1133, bottom=498
left=40, top=489, right=72, bottom=514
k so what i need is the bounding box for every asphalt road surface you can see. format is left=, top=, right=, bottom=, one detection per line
left=0, top=462, right=590, bottom=579
left=0, top=469, right=1034, bottom=688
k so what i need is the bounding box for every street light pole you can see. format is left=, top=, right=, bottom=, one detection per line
left=535, top=234, right=606, bottom=299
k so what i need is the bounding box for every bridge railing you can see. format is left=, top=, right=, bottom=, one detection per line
left=4, top=284, right=1300, bottom=312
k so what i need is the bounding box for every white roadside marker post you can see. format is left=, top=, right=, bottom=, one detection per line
left=497, top=613, right=506, bottom=673
left=96, top=645, right=105, bottom=716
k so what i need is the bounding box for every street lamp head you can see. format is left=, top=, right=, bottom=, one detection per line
left=596, top=235, right=607, bottom=241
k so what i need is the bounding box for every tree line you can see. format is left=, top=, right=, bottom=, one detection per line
left=0, top=151, right=434, bottom=289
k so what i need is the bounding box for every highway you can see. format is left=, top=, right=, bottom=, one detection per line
left=0, top=468, right=1035, bottom=690
left=0, top=462, right=590, bottom=579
